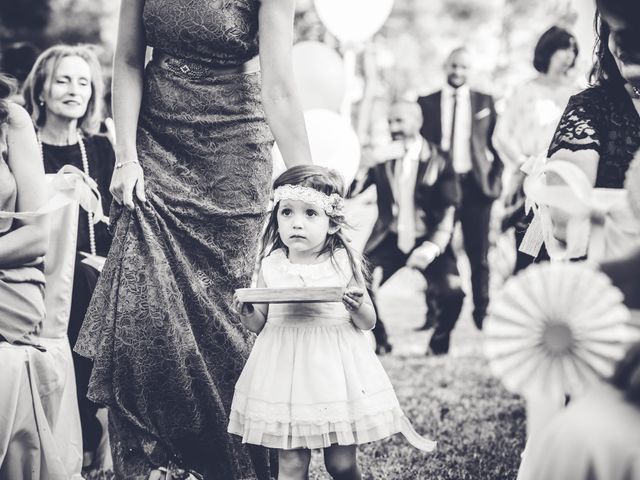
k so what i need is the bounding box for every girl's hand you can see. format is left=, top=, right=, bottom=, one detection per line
left=110, top=156, right=146, bottom=211
left=233, top=292, right=255, bottom=317
left=342, top=287, right=364, bottom=312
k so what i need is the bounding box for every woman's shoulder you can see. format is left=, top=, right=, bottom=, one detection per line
left=6, top=102, right=33, bottom=130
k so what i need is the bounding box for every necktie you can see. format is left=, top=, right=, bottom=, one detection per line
left=450, top=89, right=457, bottom=161
left=396, top=155, right=416, bottom=254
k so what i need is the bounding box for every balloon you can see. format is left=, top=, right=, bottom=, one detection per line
left=293, top=41, right=346, bottom=112
left=314, top=0, right=394, bottom=45
left=272, top=109, right=361, bottom=186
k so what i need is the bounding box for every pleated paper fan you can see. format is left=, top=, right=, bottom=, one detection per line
left=626, top=153, right=640, bottom=222
left=484, top=262, right=637, bottom=398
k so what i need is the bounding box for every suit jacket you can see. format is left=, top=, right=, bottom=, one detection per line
left=351, top=139, right=460, bottom=254
left=418, top=90, right=503, bottom=199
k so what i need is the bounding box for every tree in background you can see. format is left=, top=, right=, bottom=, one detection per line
left=1, top=0, right=109, bottom=82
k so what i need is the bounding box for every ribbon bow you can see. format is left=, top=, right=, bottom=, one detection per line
left=522, top=160, right=639, bottom=262
left=0, top=165, right=107, bottom=223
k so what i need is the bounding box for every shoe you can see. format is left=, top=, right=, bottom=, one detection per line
left=425, top=347, right=447, bottom=357
left=415, top=317, right=436, bottom=331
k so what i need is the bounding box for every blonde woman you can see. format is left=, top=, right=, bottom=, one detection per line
left=22, top=44, right=115, bottom=469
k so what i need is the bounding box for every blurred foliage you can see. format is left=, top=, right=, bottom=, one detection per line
left=0, top=0, right=105, bottom=47
left=294, top=0, right=585, bottom=146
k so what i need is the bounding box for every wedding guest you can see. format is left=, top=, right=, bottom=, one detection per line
left=494, top=26, right=582, bottom=272
left=541, top=13, right=640, bottom=248
left=22, top=44, right=115, bottom=470
left=0, top=74, right=60, bottom=479
left=418, top=46, right=503, bottom=330
left=351, top=100, right=463, bottom=356
left=74, top=0, right=313, bottom=478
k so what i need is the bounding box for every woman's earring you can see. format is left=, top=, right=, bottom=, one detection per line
left=38, top=100, right=45, bottom=107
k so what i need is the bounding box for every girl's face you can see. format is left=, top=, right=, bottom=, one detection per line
left=548, top=47, right=576, bottom=76
left=608, top=32, right=640, bottom=87
left=42, top=55, right=92, bottom=123
left=277, top=199, right=332, bottom=259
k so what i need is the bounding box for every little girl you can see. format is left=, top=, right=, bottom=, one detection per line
left=228, top=165, right=435, bottom=480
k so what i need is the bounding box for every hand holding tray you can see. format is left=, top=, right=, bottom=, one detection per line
left=235, top=287, right=344, bottom=304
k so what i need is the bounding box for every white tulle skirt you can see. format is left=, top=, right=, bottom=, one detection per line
left=228, top=315, right=435, bottom=451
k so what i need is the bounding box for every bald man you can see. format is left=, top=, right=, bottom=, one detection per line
left=418, top=47, right=503, bottom=331
left=351, top=100, right=464, bottom=355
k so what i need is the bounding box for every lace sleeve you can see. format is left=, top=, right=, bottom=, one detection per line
left=547, top=89, right=602, bottom=158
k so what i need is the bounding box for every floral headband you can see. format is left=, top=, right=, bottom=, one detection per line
left=273, top=184, right=345, bottom=218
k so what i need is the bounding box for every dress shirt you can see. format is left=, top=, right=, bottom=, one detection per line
left=392, top=136, right=426, bottom=252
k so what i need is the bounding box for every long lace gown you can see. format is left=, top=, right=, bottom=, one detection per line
left=74, top=1, right=273, bottom=478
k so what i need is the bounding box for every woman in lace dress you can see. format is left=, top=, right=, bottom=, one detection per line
left=541, top=12, right=640, bottom=255
left=74, top=1, right=312, bottom=479
left=547, top=14, right=639, bottom=193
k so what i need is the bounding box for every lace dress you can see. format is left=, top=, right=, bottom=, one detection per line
left=74, top=1, right=273, bottom=478
left=548, top=85, right=640, bottom=188
left=228, top=249, right=436, bottom=451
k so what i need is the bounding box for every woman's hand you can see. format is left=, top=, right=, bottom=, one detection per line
left=342, top=287, right=364, bottom=312
left=110, top=158, right=146, bottom=211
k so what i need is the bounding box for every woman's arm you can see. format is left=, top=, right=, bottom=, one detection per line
left=545, top=92, right=600, bottom=242
left=546, top=149, right=599, bottom=242
left=0, top=103, right=48, bottom=268
left=258, top=0, right=312, bottom=168
left=110, top=0, right=147, bottom=210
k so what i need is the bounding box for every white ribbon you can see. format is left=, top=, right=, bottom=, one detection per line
left=626, top=153, right=640, bottom=222
left=0, top=165, right=107, bottom=224
left=522, top=160, right=640, bottom=263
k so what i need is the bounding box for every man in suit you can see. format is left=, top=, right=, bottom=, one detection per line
left=418, top=46, right=503, bottom=331
left=351, top=100, right=464, bottom=355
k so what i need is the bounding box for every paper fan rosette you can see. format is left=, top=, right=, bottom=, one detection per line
left=625, top=153, right=640, bottom=222
left=484, top=262, right=638, bottom=397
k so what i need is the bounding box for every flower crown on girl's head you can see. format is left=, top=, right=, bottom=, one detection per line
left=273, top=184, right=345, bottom=218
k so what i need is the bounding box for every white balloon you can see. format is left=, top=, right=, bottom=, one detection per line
left=293, top=41, right=346, bottom=112
left=272, top=109, right=361, bottom=186
left=314, top=0, right=394, bottom=44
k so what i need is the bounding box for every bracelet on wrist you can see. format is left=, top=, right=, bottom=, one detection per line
left=115, top=160, right=140, bottom=169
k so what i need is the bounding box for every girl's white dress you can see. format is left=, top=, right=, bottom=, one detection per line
left=228, top=249, right=435, bottom=451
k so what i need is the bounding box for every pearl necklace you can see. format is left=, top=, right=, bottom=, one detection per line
left=632, top=85, right=640, bottom=99
left=37, top=130, right=97, bottom=257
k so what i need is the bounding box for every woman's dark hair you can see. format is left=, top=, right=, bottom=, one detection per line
left=534, top=26, right=579, bottom=73
left=0, top=74, right=17, bottom=127
left=590, top=12, right=627, bottom=91
left=261, top=165, right=369, bottom=284
left=611, top=342, right=640, bottom=406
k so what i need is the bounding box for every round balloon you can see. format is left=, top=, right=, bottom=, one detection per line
left=314, top=0, right=394, bottom=45
left=293, top=41, right=346, bottom=112
left=272, top=109, right=361, bottom=186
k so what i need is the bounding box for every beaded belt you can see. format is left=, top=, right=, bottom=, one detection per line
left=152, top=50, right=260, bottom=78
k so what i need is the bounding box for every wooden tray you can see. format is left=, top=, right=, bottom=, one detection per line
left=235, top=287, right=344, bottom=304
